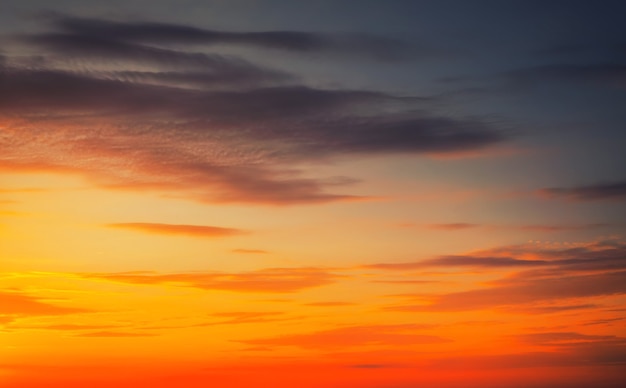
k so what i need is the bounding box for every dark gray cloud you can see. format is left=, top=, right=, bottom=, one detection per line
left=540, top=179, right=626, bottom=201
left=49, top=15, right=418, bottom=61
left=21, top=32, right=292, bottom=87
left=0, top=14, right=508, bottom=205
left=505, top=64, right=626, bottom=88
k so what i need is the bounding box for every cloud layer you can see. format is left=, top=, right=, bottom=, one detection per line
left=0, top=15, right=507, bottom=205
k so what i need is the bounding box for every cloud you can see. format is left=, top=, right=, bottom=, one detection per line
left=0, top=316, right=15, bottom=325
left=237, top=323, right=446, bottom=350
left=417, top=222, right=613, bottom=232
left=0, top=13, right=508, bottom=206
left=22, top=324, right=123, bottom=331
left=75, top=331, right=156, bottom=337
left=106, top=222, right=244, bottom=237
left=389, top=270, right=626, bottom=312
left=371, top=239, right=626, bottom=273
left=0, top=291, right=88, bottom=316
left=517, top=223, right=613, bottom=232
left=303, top=301, right=356, bottom=307
left=382, top=240, right=626, bottom=312
left=22, top=33, right=291, bottom=88
left=232, top=249, right=268, bottom=254
left=515, top=331, right=626, bottom=348
left=202, top=311, right=285, bottom=325
left=347, top=363, right=400, bottom=369
left=426, top=223, right=479, bottom=230
left=505, top=64, right=626, bottom=89
left=367, top=255, right=548, bottom=270
left=539, top=179, right=626, bottom=201
left=48, top=15, right=420, bottom=61
left=85, top=267, right=339, bottom=293
left=502, top=303, right=599, bottom=314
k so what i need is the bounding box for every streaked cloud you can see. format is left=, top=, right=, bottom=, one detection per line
left=76, top=331, right=156, bottom=337
left=106, top=222, right=244, bottom=237
left=505, top=64, right=626, bottom=89
left=425, top=223, right=479, bottom=230
left=238, top=323, right=446, bottom=350
left=46, top=14, right=422, bottom=61
left=501, top=303, right=599, bottom=315
left=382, top=240, right=626, bottom=312
left=367, top=255, right=547, bottom=270
left=417, top=222, right=614, bottom=232
left=84, top=267, right=340, bottom=293
left=539, top=179, right=626, bottom=201
left=0, top=290, right=88, bottom=316
left=232, top=249, right=269, bottom=254
left=0, top=13, right=508, bottom=206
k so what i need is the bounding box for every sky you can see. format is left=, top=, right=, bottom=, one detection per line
left=1, top=1, right=626, bottom=387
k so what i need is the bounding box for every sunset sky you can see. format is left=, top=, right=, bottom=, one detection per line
left=1, top=1, right=626, bottom=387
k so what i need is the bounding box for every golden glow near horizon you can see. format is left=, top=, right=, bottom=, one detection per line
left=1, top=3, right=626, bottom=387
left=2, top=167, right=625, bottom=387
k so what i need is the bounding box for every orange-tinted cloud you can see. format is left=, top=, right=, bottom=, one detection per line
left=76, top=331, right=156, bottom=337
left=232, top=249, right=269, bottom=254
left=501, top=303, right=599, bottom=314
left=11, top=323, right=125, bottom=331
left=426, top=223, right=479, bottom=230
left=378, top=240, right=626, bottom=312
left=0, top=291, right=88, bottom=316
left=303, top=301, right=356, bottom=307
left=238, top=323, right=446, bottom=350
left=85, top=267, right=340, bottom=293
left=106, top=222, right=245, bottom=237
left=371, top=239, right=626, bottom=272
left=367, top=255, right=547, bottom=270
left=389, top=270, right=626, bottom=312
left=202, top=311, right=286, bottom=325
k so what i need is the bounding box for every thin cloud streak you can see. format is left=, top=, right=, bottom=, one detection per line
left=237, top=324, right=446, bottom=350
left=84, top=267, right=340, bottom=293
left=539, top=179, right=626, bottom=201
left=0, top=291, right=88, bottom=316
left=106, top=222, right=245, bottom=237
left=48, top=15, right=421, bottom=61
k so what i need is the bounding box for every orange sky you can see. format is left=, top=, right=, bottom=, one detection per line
left=1, top=2, right=626, bottom=387
left=1, top=170, right=625, bottom=387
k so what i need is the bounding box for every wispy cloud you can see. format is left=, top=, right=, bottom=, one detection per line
left=106, top=222, right=244, bottom=237
left=539, top=179, right=626, bottom=201
left=0, top=14, right=508, bottom=206
left=47, top=15, right=422, bottom=61
left=382, top=240, right=626, bottom=312
left=425, top=223, right=479, bottom=230
left=367, top=255, right=548, bottom=270
left=417, top=222, right=614, bottom=232
left=232, top=249, right=269, bottom=254
left=505, top=64, right=626, bottom=89
left=84, top=267, right=340, bottom=293
left=0, top=290, right=88, bottom=316
left=237, top=323, right=445, bottom=350
left=75, top=331, right=156, bottom=337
